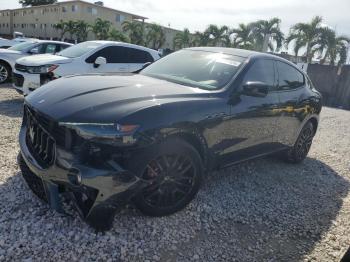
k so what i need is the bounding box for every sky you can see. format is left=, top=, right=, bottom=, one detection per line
left=1, top=0, right=349, bottom=36
left=1, top=0, right=350, bottom=57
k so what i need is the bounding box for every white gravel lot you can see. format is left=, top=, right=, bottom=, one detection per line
left=0, top=85, right=349, bottom=262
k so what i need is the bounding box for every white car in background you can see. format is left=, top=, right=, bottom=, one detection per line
left=0, top=32, right=38, bottom=49
left=0, top=40, right=72, bottom=84
left=13, top=41, right=161, bottom=95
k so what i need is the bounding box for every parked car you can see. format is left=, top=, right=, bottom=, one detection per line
left=18, top=47, right=322, bottom=230
left=0, top=32, right=37, bottom=49
left=0, top=40, right=72, bottom=84
left=13, top=41, right=161, bottom=95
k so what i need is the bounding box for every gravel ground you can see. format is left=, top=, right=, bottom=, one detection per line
left=0, top=85, right=349, bottom=262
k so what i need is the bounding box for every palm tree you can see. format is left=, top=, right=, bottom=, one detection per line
left=286, top=16, right=324, bottom=62
left=108, top=28, right=129, bottom=42
left=190, top=31, right=210, bottom=47
left=230, top=23, right=255, bottom=50
left=53, top=20, right=69, bottom=40
left=75, top=20, right=90, bottom=42
left=146, top=23, right=165, bottom=50
left=63, top=21, right=77, bottom=41
left=250, top=18, right=284, bottom=51
left=122, top=21, right=144, bottom=45
left=204, top=24, right=230, bottom=47
left=317, top=27, right=350, bottom=65
left=173, top=28, right=191, bottom=49
left=90, top=18, right=112, bottom=40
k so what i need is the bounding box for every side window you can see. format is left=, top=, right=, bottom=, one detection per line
left=59, top=44, right=70, bottom=52
left=128, top=48, right=154, bottom=63
left=45, top=44, right=57, bottom=54
left=86, top=46, right=154, bottom=64
left=86, top=46, right=128, bottom=63
left=277, top=61, right=305, bottom=90
left=241, top=59, right=275, bottom=90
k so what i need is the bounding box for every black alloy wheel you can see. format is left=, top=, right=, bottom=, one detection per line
left=130, top=138, right=203, bottom=216
left=285, top=122, right=314, bottom=163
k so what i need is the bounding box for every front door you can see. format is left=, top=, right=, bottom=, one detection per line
left=219, top=58, right=280, bottom=166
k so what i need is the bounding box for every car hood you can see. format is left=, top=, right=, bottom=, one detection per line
left=26, top=74, right=211, bottom=123
left=16, top=54, right=73, bottom=66
left=0, top=48, right=22, bottom=55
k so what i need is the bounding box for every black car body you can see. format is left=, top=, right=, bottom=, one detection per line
left=18, top=47, right=322, bottom=230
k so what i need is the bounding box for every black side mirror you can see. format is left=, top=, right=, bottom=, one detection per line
left=242, top=81, right=269, bottom=97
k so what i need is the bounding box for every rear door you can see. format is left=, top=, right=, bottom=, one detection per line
left=274, top=61, right=309, bottom=147
left=219, top=58, right=280, bottom=165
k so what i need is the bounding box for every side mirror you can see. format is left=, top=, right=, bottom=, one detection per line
left=28, top=48, right=39, bottom=55
left=242, top=81, right=269, bottom=97
left=94, top=56, right=107, bottom=68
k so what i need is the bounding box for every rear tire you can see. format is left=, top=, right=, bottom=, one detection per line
left=0, top=62, right=11, bottom=84
left=284, top=122, right=314, bottom=164
left=127, top=138, right=203, bottom=217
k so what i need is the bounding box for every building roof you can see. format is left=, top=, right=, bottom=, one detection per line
left=2, top=0, right=147, bottom=20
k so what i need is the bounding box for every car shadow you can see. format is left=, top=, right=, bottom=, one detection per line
left=1, top=156, right=348, bottom=261
left=0, top=87, right=23, bottom=118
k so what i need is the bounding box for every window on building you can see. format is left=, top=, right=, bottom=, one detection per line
left=87, top=7, right=97, bottom=15
left=116, top=14, right=125, bottom=23
left=72, top=5, right=78, bottom=12
left=62, top=6, right=67, bottom=13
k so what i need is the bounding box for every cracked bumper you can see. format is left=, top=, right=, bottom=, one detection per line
left=19, top=125, right=146, bottom=231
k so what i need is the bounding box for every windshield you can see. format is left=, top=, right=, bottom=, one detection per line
left=141, top=50, right=245, bottom=90
left=57, top=42, right=103, bottom=58
left=8, top=41, right=36, bottom=51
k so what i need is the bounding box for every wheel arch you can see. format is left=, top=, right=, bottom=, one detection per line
left=0, top=59, right=12, bottom=71
left=162, top=129, right=211, bottom=171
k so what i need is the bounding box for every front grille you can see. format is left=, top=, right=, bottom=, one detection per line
left=25, top=107, right=56, bottom=168
left=24, top=106, right=70, bottom=167
left=12, top=73, right=24, bottom=87
left=15, top=63, right=28, bottom=73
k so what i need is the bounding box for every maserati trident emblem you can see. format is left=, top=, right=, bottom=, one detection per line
left=29, top=125, right=35, bottom=143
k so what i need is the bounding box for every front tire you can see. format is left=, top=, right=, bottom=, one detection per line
left=128, top=138, right=203, bottom=217
left=284, top=122, right=315, bottom=164
left=0, top=62, right=11, bottom=84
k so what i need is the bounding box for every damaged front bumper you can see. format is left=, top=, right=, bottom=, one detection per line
left=18, top=125, right=147, bottom=231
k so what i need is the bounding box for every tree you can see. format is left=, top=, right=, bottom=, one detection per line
left=53, top=20, right=69, bottom=40
left=90, top=18, right=112, bottom=40
left=122, top=21, right=145, bottom=45
left=317, top=27, right=350, bottom=65
left=75, top=20, right=90, bottom=42
left=19, top=0, right=56, bottom=6
left=230, top=23, right=255, bottom=50
left=108, top=28, right=129, bottom=42
left=286, top=16, right=324, bottom=62
left=173, top=28, right=191, bottom=49
left=250, top=18, right=284, bottom=51
left=204, top=25, right=230, bottom=47
left=146, top=23, right=165, bottom=50
left=190, top=31, right=210, bottom=47
left=65, top=20, right=77, bottom=41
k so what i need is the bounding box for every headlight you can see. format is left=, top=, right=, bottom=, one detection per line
left=27, top=64, right=59, bottom=74
left=59, top=122, right=140, bottom=145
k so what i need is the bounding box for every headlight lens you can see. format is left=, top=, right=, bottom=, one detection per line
left=59, top=122, right=140, bottom=145
left=27, top=64, right=59, bottom=74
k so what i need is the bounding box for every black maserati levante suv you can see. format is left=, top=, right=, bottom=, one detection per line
left=18, top=47, right=322, bottom=230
